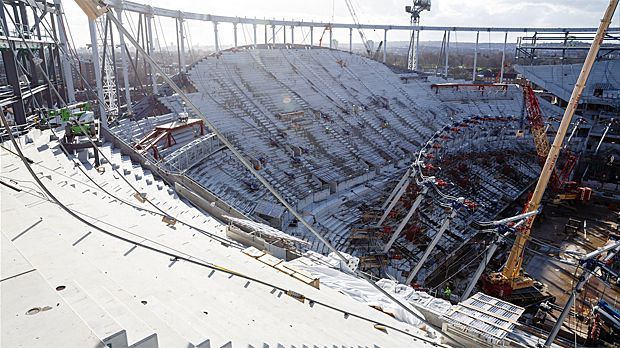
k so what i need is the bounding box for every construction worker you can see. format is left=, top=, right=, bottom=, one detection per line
left=443, top=286, right=452, bottom=299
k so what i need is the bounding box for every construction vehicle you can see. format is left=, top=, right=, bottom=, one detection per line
left=482, top=0, right=617, bottom=311
left=46, top=102, right=97, bottom=139
left=522, top=83, right=591, bottom=202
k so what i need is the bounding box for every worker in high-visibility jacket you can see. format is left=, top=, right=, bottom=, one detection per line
left=443, top=286, right=452, bottom=299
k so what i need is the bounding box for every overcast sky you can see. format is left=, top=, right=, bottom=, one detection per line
left=62, top=0, right=620, bottom=47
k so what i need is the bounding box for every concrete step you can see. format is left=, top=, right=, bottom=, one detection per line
left=142, top=295, right=211, bottom=348
left=104, top=286, right=195, bottom=348
left=87, top=286, right=158, bottom=348
left=62, top=280, right=130, bottom=348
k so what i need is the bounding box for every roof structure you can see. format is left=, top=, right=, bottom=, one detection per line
left=516, top=60, right=620, bottom=106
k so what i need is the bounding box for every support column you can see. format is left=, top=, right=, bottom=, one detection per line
left=378, top=177, right=411, bottom=226
left=383, top=187, right=428, bottom=254
left=283, top=25, right=286, bottom=43
left=414, top=29, right=420, bottom=70
left=381, top=167, right=412, bottom=210
left=264, top=24, right=268, bottom=44
left=115, top=7, right=132, bottom=114
left=53, top=0, right=75, bottom=103
left=146, top=12, right=158, bottom=94
left=472, top=31, right=479, bottom=82
left=310, top=26, right=314, bottom=46
left=461, top=231, right=509, bottom=301
left=214, top=22, right=220, bottom=52
left=500, top=32, right=508, bottom=83
left=177, top=16, right=186, bottom=73
left=383, top=29, right=387, bottom=63
left=253, top=23, right=257, bottom=48
left=233, top=23, right=238, bottom=47
left=349, top=27, right=352, bottom=53
left=88, top=19, right=107, bottom=128
left=271, top=24, right=275, bottom=45
left=406, top=209, right=458, bottom=284
left=329, top=28, right=333, bottom=48
left=291, top=26, right=294, bottom=45
left=48, top=14, right=63, bottom=106
left=444, top=30, right=450, bottom=78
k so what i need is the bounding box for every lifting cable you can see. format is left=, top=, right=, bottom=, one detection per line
left=99, top=9, right=466, bottom=345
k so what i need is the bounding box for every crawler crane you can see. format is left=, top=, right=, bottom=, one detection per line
left=482, top=0, right=618, bottom=306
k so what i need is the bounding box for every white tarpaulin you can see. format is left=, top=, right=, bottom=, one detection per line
left=288, top=252, right=442, bottom=331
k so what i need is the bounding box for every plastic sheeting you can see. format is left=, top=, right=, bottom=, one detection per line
left=288, top=252, right=452, bottom=334
left=289, top=259, right=425, bottom=327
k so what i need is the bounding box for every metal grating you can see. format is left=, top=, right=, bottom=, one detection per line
left=445, top=292, right=525, bottom=342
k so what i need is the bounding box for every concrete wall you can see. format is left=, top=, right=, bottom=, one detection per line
left=102, top=127, right=250, bottom=222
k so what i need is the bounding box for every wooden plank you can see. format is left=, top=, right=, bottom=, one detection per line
left=274, top=263, right=295, bottom=275
left=257, top=254, right=282, bottom=267
left=242, top=246, right=265, bottom=258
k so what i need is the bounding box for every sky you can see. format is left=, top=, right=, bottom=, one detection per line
left=62, top=0, right=620, bottom=48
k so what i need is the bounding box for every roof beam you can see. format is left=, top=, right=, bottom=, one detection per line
left=104, top=0, right=612, bottom=34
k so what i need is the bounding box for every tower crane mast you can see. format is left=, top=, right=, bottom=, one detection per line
left=483, top=0, right=618, bottom=298
left=406, top=1, right=431, bottom=71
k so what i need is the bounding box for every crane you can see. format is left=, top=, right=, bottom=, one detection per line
left=343, top=0, right=373, bottom=56
left=318, top=24, right=332, bottom=47
left=483, top=0, right=617, bottom=301
left=406, top=1, right=431, bottom=70
left=522, top=83, right=591, bottom=201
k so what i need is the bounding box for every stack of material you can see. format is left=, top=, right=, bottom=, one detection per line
left=443, top=292, right=525, bottom=347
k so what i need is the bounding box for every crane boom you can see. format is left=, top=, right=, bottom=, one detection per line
left=489, top=0, right=618, bottom=292
left=343, top=0, right=372, bottom=55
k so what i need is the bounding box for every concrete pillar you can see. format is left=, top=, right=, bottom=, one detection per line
left=291, top=26, right=294, bottom=45
left=178, top=17, right=186, bottom=73
left=253, top=23, right=257, bottom=48
left=444, top=30, right=450, bottom=78
left=349, top=28, right=352, bottom=52
left=146, top=13, right=158, bottom=94
left=115, top=7, right=132, bottom=114
left=310, top=26, right=314, bottom=46
left=500, top=32, right=508, bottom=83
left=271, top=25, right=275, bottom=45
left=88, top=19, right=107, bottom=128
left=264, top=24, right=268, bottom=44
left=214, top=22, right=220, bottom=52
left=233, top=23, right=238, bottom=47
left=283, top=25, right=286, bottom=43
left=53, top=0, right=75, bottom=103
left=472, top=31, right=479, bottom=82
left=383, top=29, right=387, bottom=63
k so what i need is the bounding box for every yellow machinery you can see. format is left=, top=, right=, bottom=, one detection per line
left=483, top=0, right=618, bottom=299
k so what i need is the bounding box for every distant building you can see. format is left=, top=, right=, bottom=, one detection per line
left=76, top=59, right=96, bottom=89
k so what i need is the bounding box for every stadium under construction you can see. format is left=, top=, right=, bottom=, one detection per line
left=2, top=0, right=620, bottom=347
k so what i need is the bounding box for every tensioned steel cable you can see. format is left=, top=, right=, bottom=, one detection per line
left=103, top=7, right=465, bottom=345
left=0, top=108, right=443, bottom=346
left=1, top=5, right=239, bottom=248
